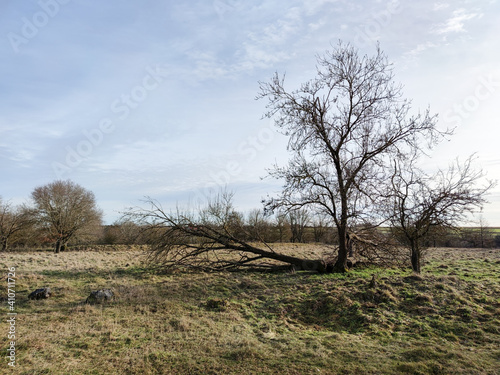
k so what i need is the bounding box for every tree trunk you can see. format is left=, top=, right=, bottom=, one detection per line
left=410, top=243, right=420, bottom=273
left=1, top=238, right=7, bottom=251
left=347, top=232, right=354, bottom=257
left=332, top=225, right=349, bottom=273
left=230, top=243, right=327, bottom=272
left=55, top=240, right=61, bottom=253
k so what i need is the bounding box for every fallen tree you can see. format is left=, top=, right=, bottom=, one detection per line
left=125, top=191, right=330, bottom=272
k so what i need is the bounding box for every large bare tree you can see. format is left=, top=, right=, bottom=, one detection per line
left=258, top=42, right=447, bottom=272
left=389, top=156, right=494, bottom=273
left=31, top=180, right=103, bottom=253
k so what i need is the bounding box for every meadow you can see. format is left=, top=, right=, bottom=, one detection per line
left=1, top=244, right=499, bottom=374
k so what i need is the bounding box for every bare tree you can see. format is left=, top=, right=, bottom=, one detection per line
left=312, top=214, right=328, bottom=243
left=0, top=198, right=33, bottom=250
left=389, top=156, right=494, bottom=273
left=246, top=208, right=270, bottom=242
left=31, top=180, right=103, bottom=253
left=126, top=191, right=327, bottom=272
left=103, top=218, right=145, bottom=245
left=288, top=208, right=310, bottom=243
left=274, top=211, right=289, bottom=243
left=476, top=214, right=493, bottom=248
left=258, top=41, right=446, bottom=272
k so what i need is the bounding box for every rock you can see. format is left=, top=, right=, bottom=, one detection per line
left=28, top=288, right=51, bottom=300
left=86, top=289, right=114, bottom=304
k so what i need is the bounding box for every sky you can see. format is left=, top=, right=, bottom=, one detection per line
left=1, top=0, right=499, bottom=225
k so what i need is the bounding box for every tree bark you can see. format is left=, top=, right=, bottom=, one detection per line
left=410, top=242, right=421, bottom=273
left=228, top=242, right=327, bottom=272
left=332, top=225, right=349, bottom=273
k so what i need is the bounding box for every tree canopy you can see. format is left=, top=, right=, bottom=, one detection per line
left=31, top=180, right=102, bottom=253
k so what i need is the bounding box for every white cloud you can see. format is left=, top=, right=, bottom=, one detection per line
left=405, top=41, right=438, bottom=58
left=8, top=150, right=36, bottom=163
left=234, top=8, right=303, bottom=70
left=303, top=0, right=340, bottom=15
left=433, top=2, right=450, bottom=11
left=433, top=8, right=481, bottom=34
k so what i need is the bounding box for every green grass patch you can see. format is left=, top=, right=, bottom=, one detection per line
left=0, top=247, right=499, bottom=374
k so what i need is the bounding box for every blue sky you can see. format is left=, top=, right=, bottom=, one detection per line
left=1, top=0, right=499, bottom=225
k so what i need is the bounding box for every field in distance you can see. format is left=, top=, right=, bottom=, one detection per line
left=1, top=244, right=499, bottom=375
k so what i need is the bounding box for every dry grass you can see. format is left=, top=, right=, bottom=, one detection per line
left=0, top=244, right=499, bottom=374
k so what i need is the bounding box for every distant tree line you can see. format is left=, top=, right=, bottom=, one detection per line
left=3, top=193, right=499, bottom=251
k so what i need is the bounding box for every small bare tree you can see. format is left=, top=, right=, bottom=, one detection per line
left=31, top=180, right=103, bottom=253
left=312, top=214, right=328, bottom=243
left=126, top=191, right=328, bottom=272
left=104, top=218, right=145, bottom=245
left=246, top=208, right=271, bottom=242
left=258, top=41, right=447, bottom=272
left=0, top=198, right=33, bottom=250
left=476, top=214, right=494, bottom=248
left=274, top=211, right=289, bottom=243
left=288, top=208, right=310, bottom=243
left=389, top=156, right=494, bottom=273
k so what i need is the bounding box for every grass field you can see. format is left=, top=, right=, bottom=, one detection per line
left=1, top=244, right=499, bottom=374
